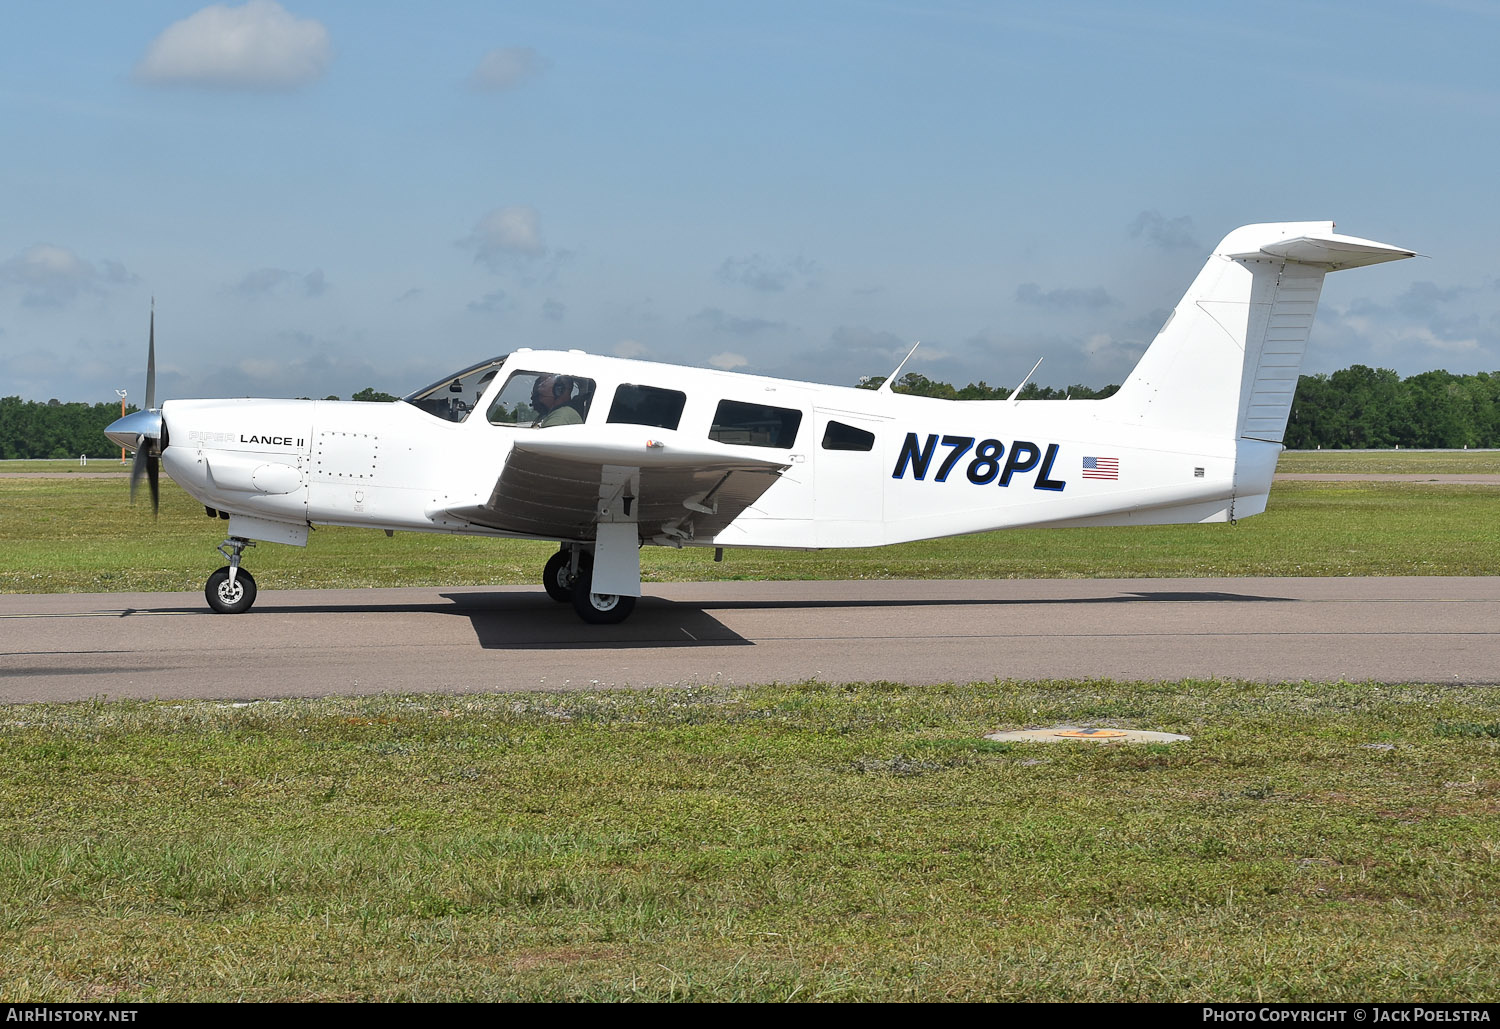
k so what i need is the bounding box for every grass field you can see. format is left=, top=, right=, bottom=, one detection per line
left=4, top=453, right=1498, bottom=1001
left=2, top=461, right=1498, bottom=594
left=1276, top=450, right=1500, bottom=474
left=3, top=680, right=1499, bottom=1002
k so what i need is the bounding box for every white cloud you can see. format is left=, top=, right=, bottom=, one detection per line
left=1015, top=283, right=1118, bottom=312
left=613, top=340, right=650, bottom=359
left=828, top=324, right=907, bottom=355
left=1401, top=326, right=1481, bottom=354
left=458, top=206, right=547, bottom=268
left=709, top=351, right=749, bottom=370
left=692, top=308, right=787, bottom=335
left=0, top=244, right=136, bottom=307
left=717, top=254, right=820, bottom=292
left=136, top=1, right=331, bottom=90
left=468, top=47, right=547, bottom=91
left=467, top=288, right=510, bottom=313
left=1128, top=210, right=1200, bottom=252
left=230, top=266, right=327, bottom=298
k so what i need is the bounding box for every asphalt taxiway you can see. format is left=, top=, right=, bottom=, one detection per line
left=2, top=577, right=1496, bottom=703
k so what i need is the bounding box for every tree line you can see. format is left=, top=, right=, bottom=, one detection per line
left=0, top=388, right=399, bottom=460
left=2, top=366, right=1498, bottom=458
left=861, top=364, right=1500, bottom=449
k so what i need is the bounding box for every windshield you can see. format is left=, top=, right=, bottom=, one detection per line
left=402, top=356, right=508, bottom=423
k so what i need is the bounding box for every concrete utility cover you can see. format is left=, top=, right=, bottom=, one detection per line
left=985, top=725, right=1192, bottom=745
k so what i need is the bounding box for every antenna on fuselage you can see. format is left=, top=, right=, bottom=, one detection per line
left=877, top=341, right=921, bottom=394
left=1011, top=357, right=1043, bottom=406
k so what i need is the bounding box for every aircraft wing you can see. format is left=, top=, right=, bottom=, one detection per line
left=437, top=430, right=790, bottom=544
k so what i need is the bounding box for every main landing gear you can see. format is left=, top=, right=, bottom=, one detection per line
left=542, top=545, right=636, bottom=625
left=206, top=536, right=257, bottom=614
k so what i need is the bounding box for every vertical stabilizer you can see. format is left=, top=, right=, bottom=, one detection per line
left=1109, top=222, right=1413, bottom=443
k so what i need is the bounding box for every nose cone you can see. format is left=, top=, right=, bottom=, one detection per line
left=104, top=408, right=162, bottom=452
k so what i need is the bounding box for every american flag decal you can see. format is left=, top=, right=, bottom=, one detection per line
left=1082, top=456, right=1119, bottom=480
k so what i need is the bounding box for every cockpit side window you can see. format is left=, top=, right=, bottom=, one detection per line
left=402, top=358, right=506, bottom=423
left=487, top=371, right=597, bottom=427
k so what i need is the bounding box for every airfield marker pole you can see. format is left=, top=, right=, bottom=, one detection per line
left=115, top=388, right=127, bottom=463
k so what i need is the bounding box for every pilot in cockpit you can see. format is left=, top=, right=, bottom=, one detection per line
left=530, top=374, right=585, bottom=427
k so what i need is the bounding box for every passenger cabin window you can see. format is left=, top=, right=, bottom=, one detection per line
left=709, top=399, right=802, bottom=449
left=487, top=371, right=597, bottom=428
left=821, top=420, right=875, bottom=452
left=607, top=384, right=687, bottom=430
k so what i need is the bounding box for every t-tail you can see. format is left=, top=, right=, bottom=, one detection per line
left=1106, top=221, right=1414, bottom=514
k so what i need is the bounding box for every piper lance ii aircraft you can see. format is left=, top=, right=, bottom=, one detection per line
left=106, top=221, right=1413, bottom=623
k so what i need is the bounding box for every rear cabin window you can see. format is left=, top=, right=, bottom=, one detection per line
left=821, top=420, right=875, bottom=452
left=709, top=400, right=802, bottom=449
left=607, top=384, right=687, bottom=430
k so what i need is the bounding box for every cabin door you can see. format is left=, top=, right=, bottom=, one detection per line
left=812, top=410, right=887, bottom=547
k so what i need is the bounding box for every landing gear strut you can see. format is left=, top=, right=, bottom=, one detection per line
left=206, top=536, right=257, bottom=614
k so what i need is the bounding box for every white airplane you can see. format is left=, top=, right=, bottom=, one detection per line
left=106, top=221, right=1413, bottom=623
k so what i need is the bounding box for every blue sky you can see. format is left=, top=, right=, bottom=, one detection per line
left=1, top=0, right=1496, bottom=403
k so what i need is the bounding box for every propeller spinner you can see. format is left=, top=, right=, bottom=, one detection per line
left=103, top=304, right=164, bottom=515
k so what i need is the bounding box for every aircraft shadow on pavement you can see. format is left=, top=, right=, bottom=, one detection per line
left=122, top=593, right=754, bottom=649
left=438, top=588, right=1297, bottom=651
left=126, top=588, right=1296, bottom=651
left=436, top=592, right=753, bottom=649
left=692, top=590, right=1295, bottom=611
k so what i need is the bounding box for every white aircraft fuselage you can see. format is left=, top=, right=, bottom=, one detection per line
left=109, top=221, right=1415, bottom=622
left=159, top=360, right=1268, bottom=549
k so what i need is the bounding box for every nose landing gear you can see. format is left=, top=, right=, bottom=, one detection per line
left=206, top=536, right=258, bottom=614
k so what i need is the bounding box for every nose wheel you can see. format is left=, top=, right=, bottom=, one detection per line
left=206, top=566, right=257, bottom=614
left=206, top=536, right=258, bottom=614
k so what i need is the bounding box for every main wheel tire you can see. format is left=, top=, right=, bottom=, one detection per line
left=542, top=550, right=591, bottom=603
left=206, top=566, right=257, bottom=614
left=569, top=563, right=636, bottom=624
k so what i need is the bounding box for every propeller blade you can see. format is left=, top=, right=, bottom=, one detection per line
left=120, top=301, right=161, bottom=518
left=129, top=439, right=146, bottom=501
left=146, top=451, right=159, bottom=516
left=127, top=441, right=159, bottom=517
left=145, top=301, right=156, bottom=412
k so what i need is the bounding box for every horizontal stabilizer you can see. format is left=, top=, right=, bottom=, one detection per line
left=1228, top=230, right=1415, bottom=270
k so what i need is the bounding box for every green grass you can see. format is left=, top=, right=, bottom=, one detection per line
left=3, top=680, right=1499, bottom=1001
left=1277, top=450, right=1500, bottom=474
left=5, top=451, right=1498, bottom=1000
left=0, top=459, right=130, bottom=474
left=2, top=473, right=1497, bottom=593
